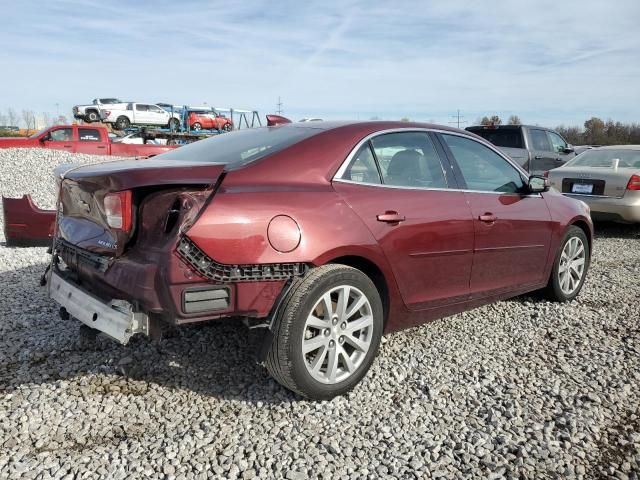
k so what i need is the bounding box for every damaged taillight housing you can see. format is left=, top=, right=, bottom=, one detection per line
left=104, top=190, right=133, bottom=232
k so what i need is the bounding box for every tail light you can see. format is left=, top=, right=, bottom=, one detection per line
left=103, top=110, right=111, bottom=117
left=627, top=174, right=640, bottom=191
left=104, top=190, right=132, bottom=232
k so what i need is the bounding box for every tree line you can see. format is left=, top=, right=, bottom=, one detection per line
left=0, top=108, right=68, bottom=133
left=477, top=115, right=640, bottom=146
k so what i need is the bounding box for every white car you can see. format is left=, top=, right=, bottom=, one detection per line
left=111, top=132, right=166, bottom=145
left=102, top=103, right=181, bottom=131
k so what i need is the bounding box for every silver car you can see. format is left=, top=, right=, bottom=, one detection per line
left=547, top=146, right=640, bottom=223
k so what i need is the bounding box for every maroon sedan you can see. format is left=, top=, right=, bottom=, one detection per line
left=47, top=121, right=592, bottom=399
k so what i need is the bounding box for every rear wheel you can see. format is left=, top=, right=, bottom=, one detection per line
left=168, top=117, right=180, bottom=131
left=115, top=116, right=130, bottom=130
left=266, top=265, right=383, bottom=400
left=544, top=225, right=589, bottom=302
left=192, top=122, right=202, bottom=131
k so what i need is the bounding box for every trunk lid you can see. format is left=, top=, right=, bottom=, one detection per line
left=57, top=157, right=225, bottom=256
left=550, top=165, right=633, bottom=197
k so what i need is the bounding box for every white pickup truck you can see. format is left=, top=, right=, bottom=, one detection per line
left=102, top=103, right=182, bottom=131
left=72, top=98, right=128, bottom=123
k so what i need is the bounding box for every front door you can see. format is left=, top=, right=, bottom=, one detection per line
left=438, top=133, right=553, bottom=297
left=43, top=127, right=75, bottom=153
left=528, top=128, right=561, bottom=174
left=333, top=131, right=474, bottom=311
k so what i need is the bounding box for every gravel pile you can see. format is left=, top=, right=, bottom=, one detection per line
left=1, top=149, right=639, bottom=479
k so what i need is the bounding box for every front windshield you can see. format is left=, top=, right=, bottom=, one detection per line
left=568, top=149, right=640, bottom=168
left=29, top=128, right=49, bottom=139
left=158, top=126, right=323, bottom=167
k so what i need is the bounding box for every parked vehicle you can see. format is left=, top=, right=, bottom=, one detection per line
left=103, top=103, right=182, bottom=131
left=466, top=125, right=576, bottom=174
left=546, top=146, right=640, bottom=223
left=188, top=111, right=233, bottom=131
left=72, top=98, right=127, bottom=123
left=45, top=121, right=592, bottom=399
left=0, top=124, right=176, bottom=156
left=111, top=132, right=166, bottom=145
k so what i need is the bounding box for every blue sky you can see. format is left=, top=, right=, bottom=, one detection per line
left=1, top=0, right=639, bottom=127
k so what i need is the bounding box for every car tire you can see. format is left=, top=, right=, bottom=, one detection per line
left=544, top=225, right=590, bottom=302
left=266, top=264, right=383, bottom=400
left=223, top=123, right=233, bottom=132
left=85, top=110, right=99, bottom=123
left=115, top=116, right=130, bottom=130
left=192, top=122, right=202, bottom=131
left=168, top=118, right=180, bottom=131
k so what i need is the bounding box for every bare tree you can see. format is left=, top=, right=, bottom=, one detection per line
left=400, top=117, right=410, bottom=122
left=56, top=115, right=68, bottom=125
left=507, top=115, right=522, bottom=125
left=0, top=111, right=7, bottom=126
left=21, top=110, right=36, bottom=133
left=7, top=108, right=18, bottom=127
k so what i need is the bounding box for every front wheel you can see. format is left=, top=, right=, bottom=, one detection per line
left=191, top=122, right=202, bottom=131
left=544, top=225, right=590, bottom=302
left=266, top=265, right=383, bottom=400
left=115, top=116, right=130, bottom=130
left=222, top=123, right=233, bottom=132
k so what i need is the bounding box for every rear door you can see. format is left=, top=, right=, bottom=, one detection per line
left=333, top=130, right=474, bottom=311
left=438, top=133, right=553, bottom=297
left=76, top=127, right=108, bottom=155
left=528, top=128, right=560, bottom=174
left=43, top=127, right=75, bottom=153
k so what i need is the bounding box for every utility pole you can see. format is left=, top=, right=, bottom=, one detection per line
left=276, top=96, right=283, bottom=115
left=449, top=109, right=467, bottom=129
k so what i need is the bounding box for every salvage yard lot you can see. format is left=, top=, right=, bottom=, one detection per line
left=0, top=149, right=639, bottom=479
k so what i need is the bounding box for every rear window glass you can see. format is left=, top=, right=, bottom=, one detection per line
left=468, top=128, right=524, bottom=149
left=79, top=128, right=101, bottom=142
left=157, top=126, right=322, bottom=167
left=568, top=149, right=640, bottom=168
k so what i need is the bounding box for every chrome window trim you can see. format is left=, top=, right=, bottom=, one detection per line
left=562, top=192, right=624, bottom=200
left=333, top=127, right=533, bottom=194
left=333, top=177, right=543, bottom=198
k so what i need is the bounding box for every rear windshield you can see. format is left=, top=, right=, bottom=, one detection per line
left=158, top=126, right=322, bottom=167
left=568, top=149, right=640, bottom=168
left=467, top=128, right=524, bottom=149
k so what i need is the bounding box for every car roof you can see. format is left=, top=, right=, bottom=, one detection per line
left=282, top=120, right=468, bottom=135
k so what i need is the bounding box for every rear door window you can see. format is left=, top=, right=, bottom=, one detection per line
left=530, top=129, right=552, bottom=151
left=370, top=132, right=448, bottom=188
left=468, top=128, right=524, bottom=148
left=79, top=128, right=101, bottom=142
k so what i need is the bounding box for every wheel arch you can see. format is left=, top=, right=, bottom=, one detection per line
left=323, top=254, right=391, bottom=327
left=568, top=217, right=593, bottom=254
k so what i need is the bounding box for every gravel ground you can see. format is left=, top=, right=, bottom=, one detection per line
left=0, top=149, right=639, bottom=479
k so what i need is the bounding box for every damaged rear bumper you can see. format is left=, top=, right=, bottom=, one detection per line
left=49, top=270, right=149, bottom=344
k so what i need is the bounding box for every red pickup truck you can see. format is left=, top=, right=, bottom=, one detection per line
left=0, top=124, right=176, bottom=157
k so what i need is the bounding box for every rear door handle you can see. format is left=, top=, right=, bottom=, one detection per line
left=478, top=213, right=497, bottom=223
left=97, top=145, right=106, bottom=149
left=64, top=145, right=72, bottom=148
left=377, top=211, right=406, bottom=223
left=534, top=155, right=543, bottom=160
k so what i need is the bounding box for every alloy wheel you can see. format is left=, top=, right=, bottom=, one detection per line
left=302, top=285, right=374, bottom=384
left=558, top=236, right=586, bottom=295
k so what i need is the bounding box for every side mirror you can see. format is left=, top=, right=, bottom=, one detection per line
left=528, top=175, right=549, bottom=193
left=39, top=133, right=49, bottom=143
left=563, top=144, right=574, bottom=154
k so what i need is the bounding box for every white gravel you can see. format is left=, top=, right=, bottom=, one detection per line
left=1, top=149, right=639, bottom=479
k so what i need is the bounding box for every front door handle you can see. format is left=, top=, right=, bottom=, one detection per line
left=478, top=213, right=497, bottom=223
left=64, top=145, right=72, bottom=148
left=534, top=155, right=544, bottom=160
left=377, top=211, right=406, bottom=223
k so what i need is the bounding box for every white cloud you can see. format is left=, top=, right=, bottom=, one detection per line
left=1, top=0, right=639, bottom=126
